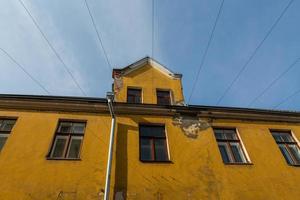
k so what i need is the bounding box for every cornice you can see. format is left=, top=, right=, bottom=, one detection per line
left=0, top=95, right=299, bottom=123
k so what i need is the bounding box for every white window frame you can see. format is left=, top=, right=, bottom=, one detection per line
left=0, top=133, right=9, bottom=151
left=271, top=129, right=300, bottom=165
left=50, top=135, right=69, bottom=158
left=164, top=126, right=171, bottom=161
left=213, top=127, right=251, bottom=164
left=0, top=119, right=16, bottom=152
left=235, top=128, right=251, bottom=163
left=66, top=136, right=83, bottom=159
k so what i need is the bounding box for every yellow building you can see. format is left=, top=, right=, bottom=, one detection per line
left=0, top=57, right=300, bottom=200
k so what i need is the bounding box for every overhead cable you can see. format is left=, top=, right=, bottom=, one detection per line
left=84, top=0, right=113, bottom=70
left=0, top=47, right=50, bottom=94
left=216, top=0, right=294, bottom=105
left=187, top=0, right=225, bottom=104
left=248, top=57, right=300, bottom=107
left=18, top=0, right=87, bottom=96
left=273, top=88, right=300, bottom=109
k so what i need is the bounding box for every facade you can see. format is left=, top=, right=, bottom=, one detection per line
left=0, top=57, right=300, bottom=200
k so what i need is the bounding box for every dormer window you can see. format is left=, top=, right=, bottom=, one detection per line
left=127, top=88, right=142, bottom=104
left=156, top=90, right=171, bottom=105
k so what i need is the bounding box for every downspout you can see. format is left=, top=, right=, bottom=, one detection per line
left=104, top=92, right=116, bottom=200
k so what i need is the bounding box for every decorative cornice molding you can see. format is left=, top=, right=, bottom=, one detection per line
left=0, top=95, right=300, bottom=123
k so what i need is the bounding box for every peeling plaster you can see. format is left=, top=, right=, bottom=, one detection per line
left=174, top=100, right=185, bottom=106
left=114, top=75, right=123, bottom=93
left=172, top=115, right=211, bottom=138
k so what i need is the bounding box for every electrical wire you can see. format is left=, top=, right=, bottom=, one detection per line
left=84, top=0, right=113, bottom=70
left=152, top=0, right=155, bottom=58
left=151, top=0, right=155, bottom=102
left=187, top=0, right=225, bottom=104
left=18, top=0, right=87, bottom=96
left=0, top=47, right=50, bottom=94
left=216, top=0, right=295, bottom=105
left=248, top=57, right=300, bottom=107
left=273, top=88, right=300, bottom=109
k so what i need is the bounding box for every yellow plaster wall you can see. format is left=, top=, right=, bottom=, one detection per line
left=115, top=64, right=184, bottom=104
left=0, top=110, right=113, bottom=200
left=114, top=117, right=300, bottom=200
left=0, top=110, right=300, bottom=199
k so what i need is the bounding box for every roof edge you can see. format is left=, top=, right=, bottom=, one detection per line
left=0, top=94, right=107, bottom=103
left=112, top=57, right=182, bottom=79
left=0, top=94, right=300, bottom=123
left=0, top=94, right=299, bottom=115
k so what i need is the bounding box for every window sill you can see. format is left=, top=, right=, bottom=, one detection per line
left=46, top=157, right=81, bottom=161
left=140, top=160, right=173, bottom=164
left=223, top=162, right=253, bottom=166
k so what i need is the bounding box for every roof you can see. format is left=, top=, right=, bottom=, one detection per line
left=0, top=94, right=300, bottom=123
left=0, top=94, right=107, bottom=103
left=112, top=57, right=182, bottom=79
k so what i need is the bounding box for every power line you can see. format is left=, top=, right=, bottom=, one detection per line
left=273, top=88, right=300, bottom=109
left=84, top=0, right=113, bottom=70
left=216, top=0, right=294, bottom=105
left=248, top=57, right=300, bottom=107
left=0, top=47, right=50, bottom=94
left=152, top=0, right=155, bottom=58
left=18, top=0, right=87, bottom=96
left=187, top=0, right=225, bottom=104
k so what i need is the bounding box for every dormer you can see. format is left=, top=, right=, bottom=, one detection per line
left=112, top=57, right=185, bottom=105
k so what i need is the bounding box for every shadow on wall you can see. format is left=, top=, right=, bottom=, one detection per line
left=113, top=123, right=138, bottom=200
left=113, top=118, right=152, bottom=200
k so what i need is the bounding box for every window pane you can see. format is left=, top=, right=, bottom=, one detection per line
left=127, top=96, right=134, bottom=103
left=67, top=137, right=82, bottom=158
left=72, top=123, right=85, bottom=134
left=58, top=122, right=72, bottom=133
left=140, top=126, right=165, bottom=137
left=157, top=90, right=170, bottom=105
left=0, top=120, right=16, bottom=132
left=128, top=89, right=141, bottom=96
left=214, top=129, right=226, bottom=140
left=272, top=133, right=283, bottom=142
left=281, top=133, right=294, bottom=142
left=140, top=138, right=153, bottom=161
left=279, top=144, right=294, bottom=165
left=230, top=142, right=247, bottom=163
left=224, top=129, right=238, bottom=140
left=214, top=129, right=237, bottom=140
left=218, top=143, right=231, bottom=163
left=288, top=144, right=300, bottom=164
left=0, top=136, right=8, bottom=151
left=154, top=139, right=168, bottom=161
left=51, top=137, right=67, bottom=158
left=272, top=132, right=294, bottom=142
left=127, top=89, right=141, bottom=103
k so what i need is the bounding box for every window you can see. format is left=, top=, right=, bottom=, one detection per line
left=49, top=121, right=86, bottom=159
left=0, top=119, right=16, bottom=151
left=156, top=90, right=171, bottom=105
left=271, top=131, right=300, bottom=165
left=213, top=128, right=249, bottom=164
left=127, top=88, right=142, bottom=103
left=139, top=125, right=169, bottom=162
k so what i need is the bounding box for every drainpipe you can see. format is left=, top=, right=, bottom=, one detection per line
left=104, top=92, right=116, bottom=200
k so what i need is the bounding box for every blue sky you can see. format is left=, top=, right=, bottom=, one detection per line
left=0, top=0, right=299, bottom=111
